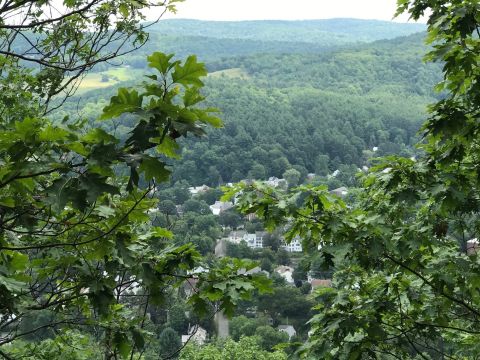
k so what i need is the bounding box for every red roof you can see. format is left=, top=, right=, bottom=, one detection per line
left=311, top=279, right=332, bottom=288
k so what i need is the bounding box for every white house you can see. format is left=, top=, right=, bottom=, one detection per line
left=181, top=325, right=208, bottom=345
left=209, top=201, right=233, bottom=215
left=467, top=238, right=479, bottom=255
left=275, top=265, right=294, bottom=284
left=188, top=185, right=210, bottom=196
left=266, top=177, right=287, bottom=188
left=227, top=230, right=247, bottom=244
left=282, top=237, right=303, bottom=252
left=278, top=325, right=296, bottom=339
left=226, top=231, right=266, bottom=249
left=238, top=266, right=268, bottom=276
left=244, top=232, right=264, bottom=249
left=330, top=187, right=348, bottom=198
left=310, top=279, right=333, bottom=293
left=183, top=277, right=199, bottom=298
left=187, top=266, right=208, bottom=275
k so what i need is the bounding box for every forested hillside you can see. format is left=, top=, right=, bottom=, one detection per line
left=4, top=2, right=478, bottom=357
left=93, top=19, right=426, bottom=69
left=149, top=19, right=425, bottom=44
left=55, top=27, right=441, bottom=187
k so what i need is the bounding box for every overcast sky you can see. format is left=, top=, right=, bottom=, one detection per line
left=162, top=0, right=420, bottom=22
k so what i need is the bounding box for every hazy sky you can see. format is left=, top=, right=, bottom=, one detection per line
left=163, top=0, right=418, bottom=22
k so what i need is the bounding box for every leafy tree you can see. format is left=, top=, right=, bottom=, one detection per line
left=263, top=232, right=283, bottom=252
left=314, top=155, right=330, bottom=176
left=197, top=188, right=223, bottom=205
left=336, top=164, right=359, bottom=187
left=7, top=331, right=101, bottom=359
left=0, top=0, right=183, bottom=108
left=158, top=199, right=178, bottom=216
left=275, top=248, right=291, bottom=266
left=158, top=327, right=182, bottom=359
left=292, top=257, right=310, bottom=283
left=245, top=220, right=264, bottom=233
left=260, top=258, right=273, bottom=272
left=255, top=326, right=290, bottom=351
left=230, top=316, right=261, bottom=341
left=183, top=199, right=211, bottom=214
left=299, top=282, right=312, bottom=295
left=270, top=272, right=287, bottom=287
left=309, top=254, right=332, bottom=279
left=272, top=157, right=290, bottom=178
left=283, top=168, right=302, bottom=187
left=231, top=170, right=244, bottom=182
left=188, top=235, right=215, bottom=256
left=227, top=1, right=480, bottom=357
left=256, top=248, right=276, bottom=263
left=0, top=52, right=270, bottom=358
left=257, top=287, right=313, bottom=326
left=219, top=209, right=243, bottom=229
left=180, top=336, right=288, bottom=360
left=249, top=163, right=267, bottom=180
left=173, top=182, right=192, bottom=204
left=207, top=165, right=222, bottom=186
left=168, top=303, right=190, bottom=334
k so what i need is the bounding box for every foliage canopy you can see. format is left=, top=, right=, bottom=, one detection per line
left=226, top=1, right=480, bottom=358
left=0, top=49, right=270, bottom=359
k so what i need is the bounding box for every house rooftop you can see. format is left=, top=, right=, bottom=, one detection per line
left=311, top=279, right=332, bottom=288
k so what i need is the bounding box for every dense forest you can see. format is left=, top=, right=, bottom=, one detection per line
left=88, top=18, right=426, bottom=69
left=54, top=26, right=441, bottom=188
left=3, top=1, right=480, bottom=359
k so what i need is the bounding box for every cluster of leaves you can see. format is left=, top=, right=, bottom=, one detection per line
left=0, top=52, right=269, bottom=358
left=179, top=336, right=288, bottom=360
left=0, top=0, right=185, bottom=106
left=226, top=1, right=480, bottom=358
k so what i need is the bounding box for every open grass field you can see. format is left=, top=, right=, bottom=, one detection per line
left=74, top=66, right=248, bottom=95
left=75, top=67, right=140, bottom=94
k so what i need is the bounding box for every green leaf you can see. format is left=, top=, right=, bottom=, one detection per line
left=0, top=274, right=26, bottom=293
left=83, top=128, right=118, bottom=144
left=139, top=156, right=170, bottom=182
left=183, top=86, right=205, bottom=107
left=172, top=55, right=207, bottom=87
left=97, top=205, right=116, bottom=218
left=147, top=52, right=177, bottom=75
left=151, top=227, right=174, bottom=239
left=9, top=251, right=28, bottom=271
left=119, top=3, right=129, bottom=17
left=65, top=142, right=89, bottom=156
left=38, top=125, right=71, bottom=142
left=155, top=136, right=181, bottom=159
left=113, top=332, right=132, bottom=359
left=195, top=109, right=223, bottom=128
left=79, top=173, right=120, bottom=203
left=101, top=88, right=143, bottom=120
left=0, top=197, right=15, bottom=207
left=131, top=329, right=145, bottom=350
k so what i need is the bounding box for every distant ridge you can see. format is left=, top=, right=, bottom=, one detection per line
left=149, top=18, right=426, bottom=45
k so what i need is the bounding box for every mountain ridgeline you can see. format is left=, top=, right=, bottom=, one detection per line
left=149, top=18, right=426, bottom=44
left=55, top=19, right=439, bottom=187
left=92, top=18, right=426, bottom=69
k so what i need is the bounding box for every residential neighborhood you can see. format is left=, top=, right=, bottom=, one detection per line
left=149, top=177, right=336, bottom=354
